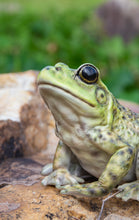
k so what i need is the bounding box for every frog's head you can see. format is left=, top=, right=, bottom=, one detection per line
left=37, top=63, right=114, bottom=126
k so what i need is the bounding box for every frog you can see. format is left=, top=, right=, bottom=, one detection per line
left=37, top=62, right=139, bottom=201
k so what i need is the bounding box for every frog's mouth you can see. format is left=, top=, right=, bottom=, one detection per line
left=38, top=82, right=101, bottom=125
left=38, top=82, right=95, bottom=108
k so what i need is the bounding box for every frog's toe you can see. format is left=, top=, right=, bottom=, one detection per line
left=41, top=175, right=59, bottom=186
left=41, top=168, right=84, bottom=187
left=41, top=163, right=53, bottom=176
left=116, top=181, right=139, bottom=201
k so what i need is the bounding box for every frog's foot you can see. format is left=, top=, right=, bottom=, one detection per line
left=41, top=168, right=84, bottom=188
left=116, top=180, right=139, bottom=201
left=60, top=182, right=109, bottom=197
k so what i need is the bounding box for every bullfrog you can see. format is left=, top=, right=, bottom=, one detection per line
left=37, top=63, right=139, bottom=201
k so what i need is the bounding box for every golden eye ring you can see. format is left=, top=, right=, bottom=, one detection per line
left=76, top=64, right=99, bottom=84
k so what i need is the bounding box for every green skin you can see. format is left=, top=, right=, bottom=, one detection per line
left=37, top=63, right=139, bottom=201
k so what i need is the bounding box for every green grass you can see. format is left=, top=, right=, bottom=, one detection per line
left=0, top=0, right=138, bottom=103
left=0, top=0, right=105, bottom=15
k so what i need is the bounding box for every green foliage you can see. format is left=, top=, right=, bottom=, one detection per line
left=96, top=37, right=139, bottom=102
left=0, top=4, right=138, bottom=103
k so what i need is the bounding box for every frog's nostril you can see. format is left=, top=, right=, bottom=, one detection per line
left=44, top=66, right=53, bottom=70
left=55, top=66, right=62, bottom=71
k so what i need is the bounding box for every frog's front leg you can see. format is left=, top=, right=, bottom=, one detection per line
left=60, top=146, right=135, bottom=197
left=41, top=140, right=84, bottom=187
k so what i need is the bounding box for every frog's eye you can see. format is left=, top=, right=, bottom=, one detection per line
left=77, top=64, right=99, bottom=84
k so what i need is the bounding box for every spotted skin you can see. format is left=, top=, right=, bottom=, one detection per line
left=38, top=63, right=139, bottom=201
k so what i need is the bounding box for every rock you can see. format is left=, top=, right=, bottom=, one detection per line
left=0, top=158, right=42, bottom=187
left=0, top=154, right=138, bottom=220
left=104, top=214, right=131, bottom=220
left=0, top=71, right=51, bottom=162
left=0, top=179, right=138, bottom=219
left=119, top=100, right=139, bottom=113
left=97, top=0, right=139, bottom=42
left=0, top=202, right=20, bottom=213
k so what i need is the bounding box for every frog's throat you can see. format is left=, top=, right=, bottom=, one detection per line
left=38, top=82, right=95, bottom=108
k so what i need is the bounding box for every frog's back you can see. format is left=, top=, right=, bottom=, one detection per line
left=112, top=99, right=139, bottom=149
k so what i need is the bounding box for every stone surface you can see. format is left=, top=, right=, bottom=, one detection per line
left=0, top=177, right=138, bottom=219
left=0, top=153, right=139, bottom=220
left=104, top=214, right=132, bottom=220
left=0, top=71, right=50, bottom=162
left=0, top=158, right=42, bottom=187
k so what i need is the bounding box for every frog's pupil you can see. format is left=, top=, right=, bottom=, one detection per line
left=82, top=66, right=98, bottom=82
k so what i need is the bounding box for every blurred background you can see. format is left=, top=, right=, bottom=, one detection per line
left=0, top=0, right=139, bottom=102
